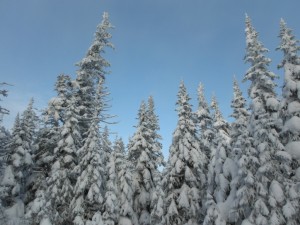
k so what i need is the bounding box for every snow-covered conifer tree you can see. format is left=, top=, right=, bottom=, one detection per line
left=195, top=83, right=214, bottom=161
left=204, top=96, right=231, bottom=224
left=101, top=125, right=112, bottom=169
left=114, top=138, right=138, bottom=225
left=46, top=94, right=82, bottom=224
left=0, top=115, right=22, bottom=209
left=228, top=79, right=259, bottom=224
left=25, top=74, right=73, bottom=225
left=71, top=79, right=108, bottom=225
left=0, top=99, right=37, bottom=224
left=75, top=12, right=113, bottom=138
left=47, top=74, right=73, bottom=125
left=103, top=138, right=119, bottom=225
left=128, top=99, right=164, bottom=225
left=242, top=15, right=286, bottom=225
left=146, top=96, right=163, bottom=166
left=128, top=101, right=152, bottom=225
left=277, top=19, right=300, bottom=225
left=162, top=81, right=207, bottom=225
left=0, top=82, right=10, bottom=124
left=146, top=96, right=166, bottom=224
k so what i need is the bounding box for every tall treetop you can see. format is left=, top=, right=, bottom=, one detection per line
left=277, top=18, right=300, bottom=67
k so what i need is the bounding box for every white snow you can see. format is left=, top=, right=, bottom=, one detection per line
left=282, top=116, right=300, bottom=134
left=269, top=180, right=285, bottom=204
left=285, top=141, right=300, bottom=161
left=40, top=217, right=52, bottom=225
left=282, top=201, right=296, bottom=219
left=275, top=150, right=292, bottom=161
left=119, top=217, right=133, bottom=225
left=4, top=200, right=25, bottom=224
left=1, top=165, right=15, bottom=186
left=287, top=101, right=300, bottom=114
left=266, top=97, right=279, bottom=111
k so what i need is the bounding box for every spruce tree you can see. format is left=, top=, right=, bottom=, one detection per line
left=46, top=94, right=82, bottom=225
left=229, top=79, right=258, bottom=224
left=204, top=96, right=231, bottom=224
left=0, top=99, right=37, bottom=224
left=162, top=81, right=207, bottom=225
left=195, top=83, right=214, bottom=160
left=114, top=138, right=138, bottom=225
left=277, top=19, right=300, bottom=225
left=71, top=79, right=107, bottom=225
left=0, top=82, right=10, bottom=123
left=128, top=101, right=153, bottom=225
left=25, top=74, right=72, bottom=225
left=75, top=12, right=113, bottom=138
left=103, top=140, right=119, bottom=225
left=242, top=15, right=285, bottom=225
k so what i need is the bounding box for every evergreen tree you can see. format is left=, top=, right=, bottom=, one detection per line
left=146, top=96, right=163, bottom=164
left=146, top=96, right=165, bottom=224
left=103, top=139, right=119, bottom=225
left=195, top=83, right=214, bottom=160
left=46, top=74, right=73, bottom=125
left=204, top=96, right=231, bottom=224
left=75, top=12, right=113, bottom=138
left=0, top=82, right=10, bottom=123
left=242, top=15, right=285, bottom=225
left=71, top=79, right=107, bottom=225
left=25, top=74, right=73, bottom=225
left=101, top=125, right=112, bottom=171
left=277, top=19, right=300, bottom=225
left=114, top=138, right=138, bottom=225
left=228, top=79, right=258, bottom=224
left=0, top=82, right=10, bottom=173
left=0, top=99, right=37, bottom=224
left=128, top=98, right=164, bottom=225
left=162, top=81, right=207, bottom=225
left=46, top=94, right=82, bottom=225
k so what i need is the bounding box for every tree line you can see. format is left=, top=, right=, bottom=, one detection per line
left=0, top=12, right=299, bottom=225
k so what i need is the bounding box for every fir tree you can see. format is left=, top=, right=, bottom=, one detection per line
left=229, top=79, right=258, bottom=224
left=277, top=19, right=300, bottom=225
left=25, top=75, right=73, bottom=225
left=115, top=138, right=138, bottom=225
left=103, top=141, right=119, bottom=225
left=71, top=79, right=107, bottom=225
left=47, top=74, right=73, bottom=125
left=242, top=15, right=285, bottom=225
left=195, top=83, right=214, bottom=160
left=46, top=94, right=82, bottom=225
left=162, top=81, right=207, bottom=225
left=75, top=12, right=113, bottom=138
left=0, top=99, right=37, bottom=224
left=0, top=82, right=10, bottom=123
left=204, top=96, right=231, bottom=224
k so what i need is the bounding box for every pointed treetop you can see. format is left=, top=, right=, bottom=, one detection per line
left=211, top=95, right=222, bottom=119
left=243, top=15, right=277, bottom=100
left=197, top=83, right=208, bottom=107
left=277, top=18, right=300, bottom=66
left=76, top=11, right=114, bottom=81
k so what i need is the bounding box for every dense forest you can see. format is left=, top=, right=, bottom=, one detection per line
left=0, top=12, right=299, bottom=225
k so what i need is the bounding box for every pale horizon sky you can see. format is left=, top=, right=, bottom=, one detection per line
left=1, top=0, right=300, bottom=156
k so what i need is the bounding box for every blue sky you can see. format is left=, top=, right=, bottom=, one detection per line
left=1, top=0, right=300, bottom=157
